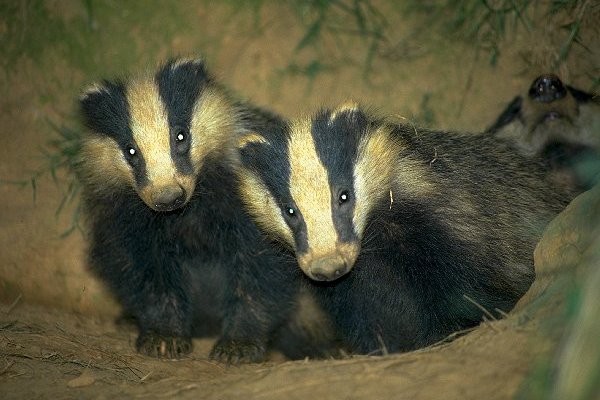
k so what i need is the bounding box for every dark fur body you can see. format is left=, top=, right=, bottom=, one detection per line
left=487, top=74, right=600, bottom=192
left=76, top=59, right=323, bottom=362
left=240, top=106, right=574, bottom=354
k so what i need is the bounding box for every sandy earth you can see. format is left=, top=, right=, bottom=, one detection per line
left=0, top=1, right=599, bottom=399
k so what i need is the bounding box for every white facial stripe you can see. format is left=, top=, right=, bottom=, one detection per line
left=238, top=169, right=294, bottom=245
left=127, top=80, right=176, bottom=186
left=288, top=118, right=338, bottom=257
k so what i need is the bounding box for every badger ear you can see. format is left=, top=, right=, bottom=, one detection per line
left=328, top=100, right=366, bottom=125
left=238, top=132, right=271, bottom=165
left=333, top=100, right=360, bottom=114
left=79, top=80, right=129, bottom=136
left=155, top=57, right=210, bottom=113
left=167, top=57, right=206, bottom=71
left=158, top=57, right=210, bottom=86
left=237, top=132, right=269, bottom=150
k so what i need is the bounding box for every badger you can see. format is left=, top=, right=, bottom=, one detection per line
left=237, top=102, right=575, bottom=354
left=487, top=74, right=600, bottom=191
left=76, top=57, right=322, bottom=363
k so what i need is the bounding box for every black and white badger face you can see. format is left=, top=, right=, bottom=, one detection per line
left=79, top=58, right=237, bottom=211
left=239, top=103, right=404, bottom=282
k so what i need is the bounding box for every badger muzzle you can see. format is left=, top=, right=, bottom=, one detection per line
left=139, top=184, right=188, bottom=212
left=298, top=242, right=360, bottom=282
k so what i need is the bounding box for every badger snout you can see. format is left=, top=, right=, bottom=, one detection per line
left=529, top=74, right=567, bottom=103
left=309, top=256, right=350, bottom=281
left=300, top=242, right=360, bottom=282
left=151, top=185, right=186, bottom=211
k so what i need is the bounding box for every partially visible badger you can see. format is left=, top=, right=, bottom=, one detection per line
left=77, top=58, right=312, bottom=363
left=238, top=103, right=574, bottom=354
left=487, top=74, right=600, bottom=191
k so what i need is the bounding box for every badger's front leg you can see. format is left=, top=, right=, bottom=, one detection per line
left=89, top=216, right=194, bottom=359
left=131, top=273, right=194, bottom=359
left=209, top=253, right=297, bottom=364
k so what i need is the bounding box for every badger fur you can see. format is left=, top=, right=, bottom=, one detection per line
left=238, top=102, right=575, bottom=354
left=77, top=58, right=319, bottom=363
left=487, top=74, right=600, bottom=191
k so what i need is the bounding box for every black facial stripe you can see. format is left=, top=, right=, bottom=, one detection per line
left=291, top=211, right=309, bottom=254
left=80, top=80, right=148, bottom=188
left=311, top=109, right=364, bottom=243
left=331, top=195, right=357, bottom=243
left=122, top=143, right=149, bottom=188
left=156, top=59, right=210, bottom=175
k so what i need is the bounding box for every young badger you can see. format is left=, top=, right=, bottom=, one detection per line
left=487, top=74, right=600, bottom=191
left=238, top=103, right=573, bottom=354
left=77, top=58, right=306, bottom=363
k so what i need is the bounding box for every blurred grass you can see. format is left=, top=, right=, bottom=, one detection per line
left=286, top=0, right=389, bottom=79
left=1, top=1, right=595, bottom=79
left=0, top=1, right=183, bottom=77
left=402, top=0, right=595, bottom=68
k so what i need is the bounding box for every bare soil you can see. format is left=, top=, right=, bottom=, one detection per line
left=0, top=301, right=547, bottom=400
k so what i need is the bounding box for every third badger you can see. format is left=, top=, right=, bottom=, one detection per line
left=487, top=73, right=600, bottom=192
left=238, top=102, right=575, bottom=355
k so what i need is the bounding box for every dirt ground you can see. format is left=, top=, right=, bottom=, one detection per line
left=0, top=302, right=552, bottom=399
left=1, top=1, right=599, bottom=399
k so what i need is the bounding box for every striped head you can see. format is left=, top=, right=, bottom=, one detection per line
left=239, top=103, right=404, bottom=281
left=78, top=58, right=238, bottom=211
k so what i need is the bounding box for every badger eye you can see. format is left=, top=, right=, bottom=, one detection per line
left=125, top=146, right=137, bottom=158
left=338, top=190, right=350, bottom=205
left=124, top=145, right=140, bottom=166
left=286, top=207, right=296, bottom=217
left=173, top=127, right=190, bottom=154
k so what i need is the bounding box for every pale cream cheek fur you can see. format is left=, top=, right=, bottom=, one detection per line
left=80, top=137, right=134, bottom=192
left=238, top=170, right=294, bottom=245
left=189, top=88, right=238, bottom=169
left=354, top=124, right=439, bottom=235
left=353, top=127, right=402, bottom=235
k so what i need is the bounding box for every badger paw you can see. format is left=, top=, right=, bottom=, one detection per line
left=136, top=332, right=192, bottom=359
left=209, top=338, right=266, bottom=364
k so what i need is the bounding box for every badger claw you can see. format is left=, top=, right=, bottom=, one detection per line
left=136, top=332, right=192, bottom=359
left=209, top=338, right=266, bottom=364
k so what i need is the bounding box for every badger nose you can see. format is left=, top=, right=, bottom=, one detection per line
left=529, top=74, right=566, bottom=103
left=153, top=186, right=186, bottom=211
left=309, top=258, right=350, bottom=282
